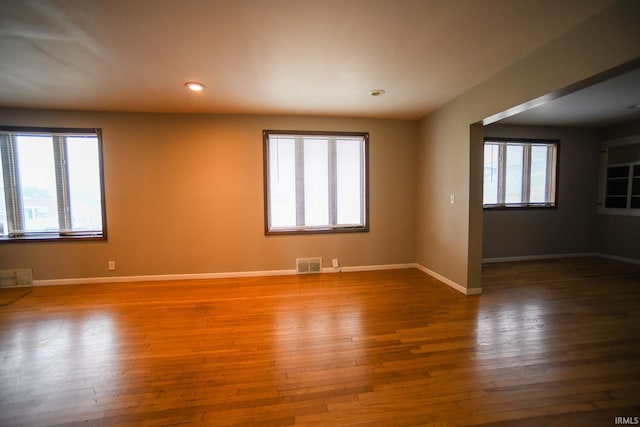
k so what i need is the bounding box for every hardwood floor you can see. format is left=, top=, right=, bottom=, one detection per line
left=1, top=257, right=639, bottom=426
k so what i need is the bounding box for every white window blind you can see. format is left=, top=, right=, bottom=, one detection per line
left=483, top=139, right=558, bottom=208
left=264, top=131, right=368, bottom=234
left=0, top=127, right=106, bottom=240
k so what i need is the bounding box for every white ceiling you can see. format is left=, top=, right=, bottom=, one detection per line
left=0, top=0, right=619, bottom=120
left=498, top=66, right=640, bottom=127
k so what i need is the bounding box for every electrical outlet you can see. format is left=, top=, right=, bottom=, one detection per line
left=332, top=258, right=339, bottom=268
left=450, top=193, right=455, bottom=204
left=108, top=261, right=116, bottom=271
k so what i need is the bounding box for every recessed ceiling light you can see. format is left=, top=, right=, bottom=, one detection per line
left=369, top=89, right=386, bottom=97
left=185, top=82, right=205, bottom=92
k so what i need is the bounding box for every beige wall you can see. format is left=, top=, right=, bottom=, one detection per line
left=0, top=110, right=417, bottom=280
left=417, top=0, right=640, bottom=291
left=3, top=1, right=640, bottom=287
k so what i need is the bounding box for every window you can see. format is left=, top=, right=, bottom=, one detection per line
left=0, top=126, right=107, bottom=241
left=483, top=138, right=558, bottom=208
left=263, top=130, right=368, bottom=234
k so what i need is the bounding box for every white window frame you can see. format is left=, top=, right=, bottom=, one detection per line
left=0, top=126, right=107, bottom=241
left=263, top=130, right=369, bottom=235
left=483, top=138, right=558, bottom=209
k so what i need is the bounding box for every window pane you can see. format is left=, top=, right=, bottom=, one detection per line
left=483, top=144, right=499, bottom=205
left=16, top=136, right=59, bottom=233
left=303, top=138, right=329, bottom=226
left=336, top=138, right=362, bottom=224
left=66, top=137, right=103, bottom=231
left=0, top=154, right=6, bottom=237
left=504, top=145, right=523, bottom=204
left=483, top=139, right=557, bottom=209
left=530, top=145, right=549, bottom=203
left=264, top=131, right=368, bottom=234
left=268, top=137, right=296, bottom=227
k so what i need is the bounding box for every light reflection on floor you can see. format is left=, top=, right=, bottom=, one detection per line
left=273, top=303, right=364, bottom=369
left=0, top=312, right=119, bottom=410
left=475, top=300, right=547, bottom=356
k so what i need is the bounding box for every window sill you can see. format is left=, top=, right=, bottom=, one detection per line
left=483, top=204, right=557, bottom=210
left=266, top=226, right=368, bottom=236
left=0, top=233, right=106, bottom=243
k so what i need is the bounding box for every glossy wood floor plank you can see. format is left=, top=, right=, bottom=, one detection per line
left=1, top=258, right=640, bottom=426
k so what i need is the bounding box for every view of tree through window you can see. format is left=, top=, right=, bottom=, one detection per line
left=0, top=127, right=106, bottom=240
left=264, top=130, right=368, bottom=234
left=483, top=139, right=558, bottom=208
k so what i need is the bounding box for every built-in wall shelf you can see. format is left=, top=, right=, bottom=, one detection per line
left=632, top=164, right=640, bottom=209
left=599, top=136, right=640, bottom=216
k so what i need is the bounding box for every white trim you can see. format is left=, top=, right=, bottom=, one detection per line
left=597, top=207, right=640, bottom=217
left=33, top=269, right=298, bottom=287
left=339, top=263, right=416, bottom=273
left=602, top=135, right=640, bottom=147
left=595, top=253, right=640, bottom=266
left=482, top=252, right=597, bottom=264
left=29, top=255, right=640, bottom=290
left=32, top=263, right=417, bottom=287
left=482, top=252, right=640, bottom=266
left=416, top=264, right=482, bottom=296
left=598, top=136, right=640, bottom=216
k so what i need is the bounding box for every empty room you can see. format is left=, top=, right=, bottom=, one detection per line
left=1, top=0, right=640, bottom=426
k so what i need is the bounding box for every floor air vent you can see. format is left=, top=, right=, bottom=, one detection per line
left=296, top=257, right=322, bottom=274
left=0, top=269, right=33, bottom=288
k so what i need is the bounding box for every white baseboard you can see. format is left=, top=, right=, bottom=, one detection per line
left=482, top=252, right=598, bottom=264
left=30, top=254, right=638, bottom=290
left=33, top=269, right=297, bottom=287
left=340, top=263, right=417, bottom=273
left=482, top=252, right=640, bottom=266
left=33, top=261, right=480, bottom=297
left=594, top=253, right=640, bottom=266
left=416, top=264, right=482, bottom=296
left=32, top=263, right=418, bottom=287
